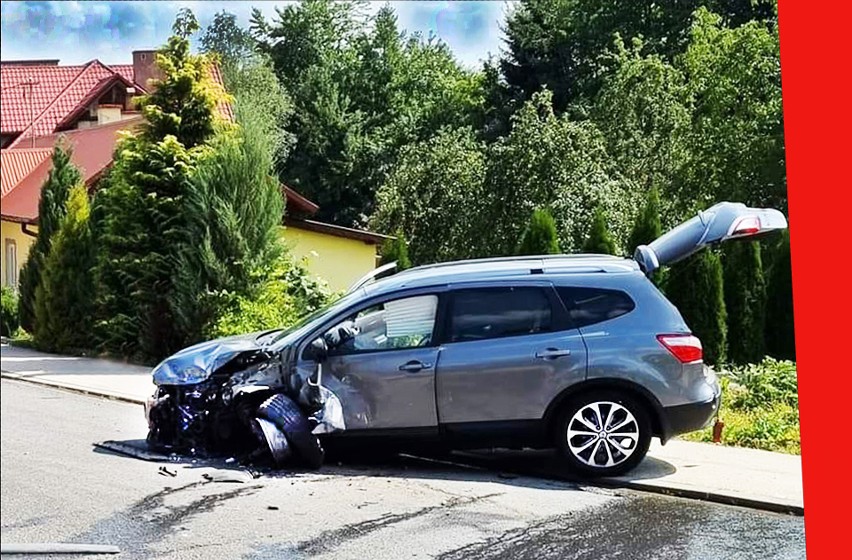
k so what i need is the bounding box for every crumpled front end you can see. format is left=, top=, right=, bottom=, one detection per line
left=144, top=333, right=346, bottom=468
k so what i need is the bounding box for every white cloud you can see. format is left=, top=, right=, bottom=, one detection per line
left=0, top=1, right=513, bottom=68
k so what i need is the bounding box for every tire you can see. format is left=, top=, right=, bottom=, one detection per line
left=256, top=393, right=325, bottom=469
left=555, top=390, right=651, bottom=478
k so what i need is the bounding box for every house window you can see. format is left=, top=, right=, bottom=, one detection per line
left=4, top=239, right=17, bottom=288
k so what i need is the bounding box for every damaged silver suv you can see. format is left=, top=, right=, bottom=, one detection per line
left=144, top=202, right=787, bottom=477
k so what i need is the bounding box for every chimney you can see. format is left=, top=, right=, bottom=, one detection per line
left=132, top=50, right=162, bottom=92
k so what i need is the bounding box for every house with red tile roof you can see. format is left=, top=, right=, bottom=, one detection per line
left=1, top=53, right=388, bottom=293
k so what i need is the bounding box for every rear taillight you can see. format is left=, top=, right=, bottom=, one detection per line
left=728, top=216, right=761, bottom=237
left=657, top=334, right=703, bottom=364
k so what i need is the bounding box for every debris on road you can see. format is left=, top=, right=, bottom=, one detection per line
left=158, top=466, right=178, bottom=477
left=201, top=469, right=255, bottom=484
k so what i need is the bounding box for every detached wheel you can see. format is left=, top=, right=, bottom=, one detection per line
left=556, top=391, right=651, bottom=478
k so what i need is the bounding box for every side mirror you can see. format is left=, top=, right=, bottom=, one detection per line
left=310, top=337, right=328, bottom=363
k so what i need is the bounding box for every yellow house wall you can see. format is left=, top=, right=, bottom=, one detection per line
left=280, top=226, right=378, bottom=293
left=0, top=219, right=377, bottom=294
left=1, top=220, right=37, bottom=289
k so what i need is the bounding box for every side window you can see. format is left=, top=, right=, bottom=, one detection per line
left=326, top=294, right=438, bottom=356
left=449, top=287, right=553, bottom=343
left=556, top=287, right=635, bottom=328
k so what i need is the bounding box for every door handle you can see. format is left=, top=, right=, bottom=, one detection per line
left=535, top=348, right=572, bottom=359
left=399, top=360, right=432, bottom=372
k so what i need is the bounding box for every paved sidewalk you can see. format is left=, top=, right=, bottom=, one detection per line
left=1, top=342, right=804, bottom=514
left=0, top=342, right=155, bottom=403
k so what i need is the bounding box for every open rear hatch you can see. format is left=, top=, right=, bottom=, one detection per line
left=634, top=202, right=788, bottom=275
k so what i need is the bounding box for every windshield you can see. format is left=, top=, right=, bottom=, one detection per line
left=268, top=289, right=365, bottom=349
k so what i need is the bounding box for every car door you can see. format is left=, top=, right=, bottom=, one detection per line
left=435, top=282, right=587, bottom=428
left=310, top=292, right=443, bottom=432
left=634, top=202, right=788, bottom=274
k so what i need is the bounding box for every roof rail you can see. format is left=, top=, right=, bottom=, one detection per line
left=403, top=253, right=625, bottom=274
left=347, top=261, right=398, bottom=293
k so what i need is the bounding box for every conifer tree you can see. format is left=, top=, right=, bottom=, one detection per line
left=17, top=143, right=81, bottom=333
left=517, top=208, right=561, bottom=256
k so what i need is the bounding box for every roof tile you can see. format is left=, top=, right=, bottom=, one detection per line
left=0, top=147, right=53, bottom=197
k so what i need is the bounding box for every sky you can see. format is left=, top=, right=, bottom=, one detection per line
left=0, top=1, right=516, bottom=69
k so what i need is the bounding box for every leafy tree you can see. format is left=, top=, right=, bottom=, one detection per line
left=677, top=8, right=785, bottom=213
left=34, top=184, right=96, bottom=353
left=501, top=0, right=777, bottom=111
left=517, top=208, right=561, bottom=255
left=17, top=143, right=81, bottom=333
left=372, top=127, right=487, bottom=266
left=666, top=250, right=727, bottom=365
left=93, top=12, right=230, bottom=361
left=723, top=241, right=767, bottom=364
left=200, top=10, right=295, bottom=168
left=253, top=0, right=483, bottom=226
left=582, top=207, right=618, bottom=255
left=486, top=90, right=639, bottom=255
left=593, top=39, right=691, bottom=224
left=380, top=230, right=412, bottom=270
left=765, top=231, right=795, bottom=360
left=200, top=10, right=256, bottom=68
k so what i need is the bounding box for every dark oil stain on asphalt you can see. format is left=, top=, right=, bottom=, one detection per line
left=436, top=493, right=805, bottom=560
left=295, top=492, right=504, bottom=556
left=68, top=480, right=261, bottom=558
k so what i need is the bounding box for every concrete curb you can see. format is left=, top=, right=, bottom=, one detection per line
left=432, top=453, right=805, bottom=517
left=1, top=372, right=803, bottom=516
left=595, top=477, right=804, bottom=516
left=459, top=457, right=803, bottom=516
left=0, top=372, right=146, bottom=405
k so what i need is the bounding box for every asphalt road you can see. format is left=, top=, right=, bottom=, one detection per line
left=1, top=379, right=806, bottom=560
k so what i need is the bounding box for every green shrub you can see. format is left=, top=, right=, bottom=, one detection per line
left=1, top=286, right=19, bottom=337
left=208, top=256, right=331, bottom=339
left=517, top=208, right=561, bottom=256
left=682, top=358, right=800, bottom=454
left=582, top=206, right=618, bottom=255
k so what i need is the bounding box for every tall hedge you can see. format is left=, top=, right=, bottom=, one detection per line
left=666, top=250, right=727, bottom=365
left=582, top=206, right=618, bottom=255
left=17, top=143, right=81, bottom=333
left=765, top=232, right=795, bottom=360
left=517, top=208, right=561, bottom=256
left=723, top=241, right=766, bottom=364
left=34, top=184, right=96, bottom=353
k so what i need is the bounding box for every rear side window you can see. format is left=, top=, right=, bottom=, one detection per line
left=556, top=287, right=635, bottom=328
left=449, top=287, right=553, bottom=343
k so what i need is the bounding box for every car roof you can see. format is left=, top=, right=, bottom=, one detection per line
left=363, top=254, right=641, bottom=297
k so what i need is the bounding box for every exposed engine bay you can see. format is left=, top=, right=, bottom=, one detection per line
left=144, top=330, right=347, bottom=469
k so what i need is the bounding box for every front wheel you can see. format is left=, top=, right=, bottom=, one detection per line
left=555, top=391, right=651, bottom=477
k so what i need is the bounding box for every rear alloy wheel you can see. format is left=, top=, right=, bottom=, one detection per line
left=556, top=391, right=651, bottom=477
